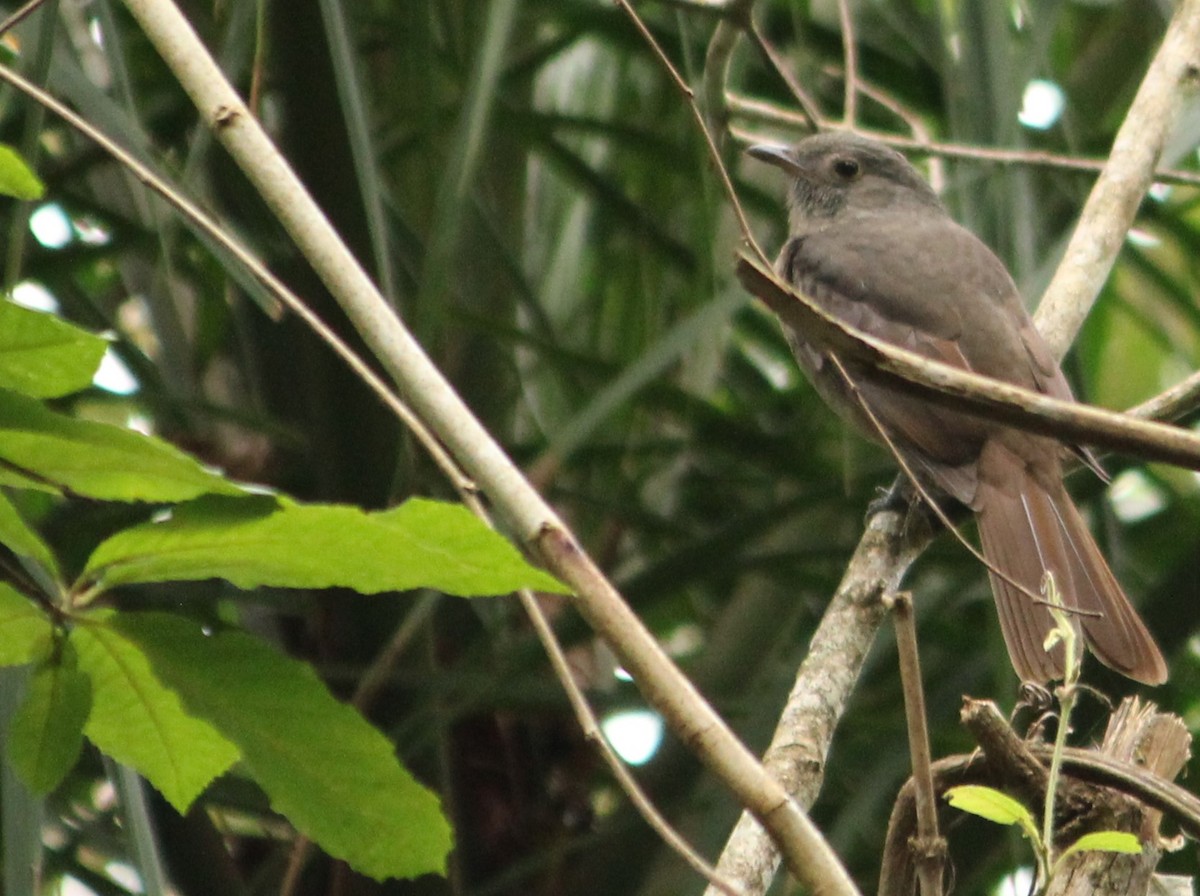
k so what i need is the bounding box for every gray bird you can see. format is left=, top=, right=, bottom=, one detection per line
left=749, top=130, right=1166, bottom=684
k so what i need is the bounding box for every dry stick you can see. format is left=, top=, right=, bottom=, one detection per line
left=1035, top=0, right=1200, bottom=356
left=744, top=23, right=825, bottom=128
left=708, top=3, right=1200, bottom=893
left=702, top=508, right=920, bottom=896
left=726, top=94, right=1200, bottom=189
left=739, top=255, right=1200, bottom=471
left=1133, top=364, right=1200, bottom=423
left=617, top=0, right=770, bottom=268
left=119, top=1, right=860, bottom=893
left=0, top=0, right=51, bottom=34
left=888, top=594, right=944, bottom=896
left=517, top=586, right=745, bottom=896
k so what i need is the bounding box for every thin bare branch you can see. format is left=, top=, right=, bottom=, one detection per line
left=727, top=94, right=1200, bottom=188
left=0, top=0, right=52, bottom=35
left=618, top=0, right=770, bottom=267
left=744, top=24, right=824, bottom=128
left=1034, top=0, right=1200, bottom=355
left=738, top=254, right=1200, bottom=471
left=518, top=586, right=745, bottom=896
left=888, top=593, right=944, bottom=896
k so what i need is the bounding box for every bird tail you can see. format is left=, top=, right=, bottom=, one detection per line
left=975, top=447, right=1166, bottom=685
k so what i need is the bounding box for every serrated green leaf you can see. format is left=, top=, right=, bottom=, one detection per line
left=0, top=584, right=54, bottom=666
left=71, top=616, right=239, bottom=811
left=1059, top=830, right=1142, bottom=862
left=0, top=389, right=244, bottom=502
left=8, top=651, right=90, bottom=793
left=113, top=611, right=452, bottom=881
left=0, top=146, right=44, bottom=201
left=944, top=785, right=1040, bottom=841
left=0, top=302, right=107, bottom=398
left=0, top=490, right=59, bottom=580
left=84, top=495, right=568, bottom=597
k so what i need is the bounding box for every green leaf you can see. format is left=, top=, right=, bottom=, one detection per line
left=114, top=611, right=452, bottom=881
left=944, top=785, right=1040, bottom=841
left=0, top=490, right=59, bottom=580
left=0, top=584, right=54, bottom=666
left=0, top=302, right=107, bottom=398
left=0, top=146, right=44, bottom=201
left=0, top=389, right=243, bottom=502
left=8, top=651, right=90, bottom=794
left=84, top=495, right=568, bottom=597
left=71, top=615, right=240, bottom=811
left=1058, top=830, right=1142, bottom=862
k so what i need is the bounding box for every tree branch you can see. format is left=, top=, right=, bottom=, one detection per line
left=118, top=0, right=859, bottom=892
left=1034, top=0, right=1200, bottom=355
left=737, top=254, right=1200, bottom=470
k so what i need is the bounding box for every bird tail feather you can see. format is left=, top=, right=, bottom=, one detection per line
left=975, top=449, right=1165, bottom=685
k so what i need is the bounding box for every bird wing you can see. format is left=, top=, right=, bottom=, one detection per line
left=777, top=212, right=1077, bottom=502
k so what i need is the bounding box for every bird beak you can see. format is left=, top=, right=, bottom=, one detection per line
left=747, top=143, right=802, bottom=176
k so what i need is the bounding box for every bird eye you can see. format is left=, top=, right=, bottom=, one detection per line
left=832, top=157, right=861, bottom=180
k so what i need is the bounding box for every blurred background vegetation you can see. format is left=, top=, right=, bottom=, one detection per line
left=3, top=0, right=1200, bottom=894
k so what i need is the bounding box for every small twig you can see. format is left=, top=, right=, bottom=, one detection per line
left=836, top=0, right=858, bottom=126
left=744, top=24, right=824, bottom=128
left=518, top=586, right=744, bottom=896
left=615, top=0, right=770, bottom=267
left=1131, top=365, right=1200, bottom=423
left=0, top=0, right=51, bottom=35
left=727, top=94, right=1200, bottom=188
left=887, top=592, right=944, bottom=896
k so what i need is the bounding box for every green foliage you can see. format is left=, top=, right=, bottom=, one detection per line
left=82, top=494, right=567, bottom=596
left=0, top=389, right=244, bottom=501
left=944, top=785, right=1039, bottom=841
left=115, top=611, right=453, bottom=880
left=0, top=491, right=58, bottom=580
left=945, top=784, right=1143, bottom=887
left=0, top=584, right=53, bottom=666
left=8, top=650, right=90, bottom=794
left=1058, top=831, right=1143, bottom=861
left=0, top=301, right=106, bottom=398
left=0, top=144, right=44, bottom=201
left=72, top=616, right=240, bottom=810
left=0, top=282, right=560, bottom=881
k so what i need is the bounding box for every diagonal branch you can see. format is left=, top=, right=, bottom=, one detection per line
left=1034, top=0, right=1200, bottom=355
left=737, top=255, right=1200, bottom=470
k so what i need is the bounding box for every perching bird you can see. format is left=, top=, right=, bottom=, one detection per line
left=749, top=131, right=1165, bottom=684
